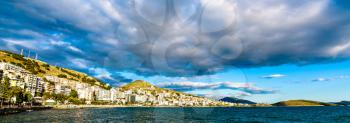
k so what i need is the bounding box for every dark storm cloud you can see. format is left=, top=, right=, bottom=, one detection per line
left=1, top=0, right=350, bottom=79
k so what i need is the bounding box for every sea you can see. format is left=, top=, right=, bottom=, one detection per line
left=1, top=106, right=350, bottom=123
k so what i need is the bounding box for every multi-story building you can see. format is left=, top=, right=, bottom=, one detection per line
left=0, top=62, right=44, bottom=97
left=75, top=82, right=90, bottom=100
left=43, top=81, right=55, bottom=93
left=24, top=73, right=41, bottom=96
left=97, top=89, right=111, bottom=101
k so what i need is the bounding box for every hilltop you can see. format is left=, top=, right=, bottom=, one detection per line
left=219, top=97, right=256, bottom=105
left=0, top=50, right=110, bottom=89
left=273, top=100, right=336, bottom=106
left=121, top=80, right=155, bottom=90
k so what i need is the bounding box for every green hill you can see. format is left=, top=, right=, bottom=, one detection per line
left=273, top=100, right=336, bottom=106
left=121, top=80, right=154, bottom=90
left=0, top=50, right=110, bottom=89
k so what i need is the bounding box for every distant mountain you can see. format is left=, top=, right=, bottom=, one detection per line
left=0, top=50, right=110, bottom=89
left=219, top=97, right=256, bottom=104
left=333, top=101, right=350, bottom=106
left=273, top=100, right=336, bottom=106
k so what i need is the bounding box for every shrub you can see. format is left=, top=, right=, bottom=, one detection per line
left=58, top=74, right=67, bottom=78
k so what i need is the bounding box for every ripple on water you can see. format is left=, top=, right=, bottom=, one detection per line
left=1, top=107, right=350, bottom=123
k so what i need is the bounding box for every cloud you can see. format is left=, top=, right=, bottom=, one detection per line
left=312, top=75, right=349, bottom=82
left=262, top=74, right=286, bottom=79
left=70, top=58, right=89, bottom=69
left=49, top=40, right=83, bottom=53
left=89, top=67, right=114, bottom=80
left=1, top=38, right=37, bottom=50
left=312, top=77, right=331, bottom=82
left=88, top=67, right=133, bottom=84
left=336, top=75, right=349, bottom=79
left=158, top=81, right=276, bottom=94
left=1, top=0, right=350, bottom=78
left=200, top=91, right=252, bottom=99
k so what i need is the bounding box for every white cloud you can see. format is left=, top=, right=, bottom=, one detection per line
left=328, top=41, right=350, bottom=57
left=2, top=38, right=37, bottom=50
left=202, top=91, right=252, bottom=99
left=49, top=40, right=83, bottom=53
left=336, top=75, right=349, bottom=79
left=158, top=81, right=275, bottom=94
left=262, top=74, right=286, bottom=79
left=312, top=77, right=331, bottom=82
left=312, top=75, right=349, bottom=82
left=89, top=67, right=114, bottom=81
left=7, top=29, right=46, bottom=39
left=70, top=58, right=89, bottom=69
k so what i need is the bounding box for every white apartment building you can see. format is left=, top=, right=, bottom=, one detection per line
left=0, top=62, right=44, bottom=96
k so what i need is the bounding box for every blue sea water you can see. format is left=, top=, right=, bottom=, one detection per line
left=1, top=106, right=350, bottom=123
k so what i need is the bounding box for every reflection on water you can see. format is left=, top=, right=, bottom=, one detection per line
left=1, top=107, right=350, bottom=123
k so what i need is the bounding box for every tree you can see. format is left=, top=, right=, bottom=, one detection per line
left=68, top=97, right=83, bottom=105
left=23, top=92, right=33, bottom=107
left=1, top=77, right=11, bottom=107
left=53, top=93, right=67, bottom=103
left=92, top=91, right=97, bottom=102
left=23, top=92, right=32, bottom=102
left=69, top=90, right=78, bottom=98
left=0, top=82, right=6, bottom=108
left=43, top=92, right=53, bottom=100
left=9, top=86, right=24, bottom=105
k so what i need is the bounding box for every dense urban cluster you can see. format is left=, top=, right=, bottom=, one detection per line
left=0, top=62, right=241, bottom=107
left=113, top=81, right=238, bottom=106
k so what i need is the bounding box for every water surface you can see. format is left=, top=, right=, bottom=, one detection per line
left=1, top=107, right=350, bottom=123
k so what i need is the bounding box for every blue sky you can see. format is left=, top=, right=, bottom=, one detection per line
left=1, top=0, right=350, bottom=103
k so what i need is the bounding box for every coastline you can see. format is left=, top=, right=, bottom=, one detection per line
left=53, top=104, right=339, bottom=110
left=1, top=104, right=340, bottom=115
left=52, top=105, right=250, bottom=109
left=0, top=106, right=53, bottom=115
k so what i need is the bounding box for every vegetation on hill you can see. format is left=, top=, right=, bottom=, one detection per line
left=273, top=100, right=336, bottom=106
left=0, top=50, right=110, bottom=89
left=121, top=80, right=154, bottom=90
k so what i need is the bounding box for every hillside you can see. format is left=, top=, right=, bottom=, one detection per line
left=333, top=101, right=350, bottom=106
left=273, top=100, right=336, bottom=106
left=219, top=97, right=256, bottom=104
left=121, top=80, right=155, bottom=90
left=120, top=80, right=194, bottom=96
left=0, top=50, right=110, bottom=89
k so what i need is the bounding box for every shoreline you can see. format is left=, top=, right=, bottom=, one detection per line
left=53, top=105, right=252, bottom=109
left=52, top=104, right=338, bottom=109
left=0, top=106, right=53, bottom=115
left=1, top=105, right=342, bottom=115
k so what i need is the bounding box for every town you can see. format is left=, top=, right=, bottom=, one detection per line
left=0, top=62, right=241, bottom=107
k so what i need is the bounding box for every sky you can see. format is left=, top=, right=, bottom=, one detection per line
left=0, top=0, right=350, bottom=103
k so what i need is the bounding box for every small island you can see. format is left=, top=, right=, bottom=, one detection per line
left=272, top=100, right=337, bottom=106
